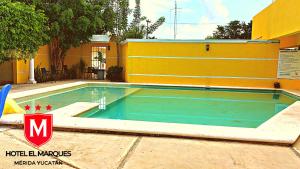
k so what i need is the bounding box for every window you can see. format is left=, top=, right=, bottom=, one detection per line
left=91, top=47, right=106, bottom=69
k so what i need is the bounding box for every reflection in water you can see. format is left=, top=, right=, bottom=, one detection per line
left=99, top=96, right=106, bottom=110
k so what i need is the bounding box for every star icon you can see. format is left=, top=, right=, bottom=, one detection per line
left=35, top=105, right=41, bottom=111
left=25, top=105, right=31, bottom=111
left=46, top=105, right=52, bottom=111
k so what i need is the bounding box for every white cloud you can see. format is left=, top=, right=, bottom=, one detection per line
left=129, top=0, right=171, bottom=21
left=200, top=0, right=229, bottom=19
left=129, top=0, right=229, bottom=39
left=177, top=16, right=218, bottom=39
left=129, top=0, right=192, bottom=21
left=201, top=0, right=229, bottom=19
left=152, top=16, right=218, bottom=39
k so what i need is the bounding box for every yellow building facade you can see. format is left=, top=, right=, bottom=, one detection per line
left=252, top=0, right=300, bottom=89
left=252, top=0, right=300, bottom=48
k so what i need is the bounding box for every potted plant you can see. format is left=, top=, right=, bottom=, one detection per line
left=106, top=66, right=123, bottom=82
left=94, top=51, right=106, bottom=80
left=274, top=82, right=281, bottom=89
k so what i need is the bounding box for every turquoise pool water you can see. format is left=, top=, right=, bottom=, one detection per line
left=18, top=85, right=299, bottom=128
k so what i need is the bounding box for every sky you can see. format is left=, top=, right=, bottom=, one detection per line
left=129, top=0, right=273, bottom=39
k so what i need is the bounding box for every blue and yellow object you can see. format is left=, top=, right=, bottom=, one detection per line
left=0, top=84, right=25, bottom=118
left=0, top=84, right=12, bottom=118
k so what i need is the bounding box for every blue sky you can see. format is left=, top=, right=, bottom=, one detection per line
left=129, top=0, right=272, bottom=39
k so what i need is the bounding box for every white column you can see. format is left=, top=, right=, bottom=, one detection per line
left=28, top=58, right=37, bottom=84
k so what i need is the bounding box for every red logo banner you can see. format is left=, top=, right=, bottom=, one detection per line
left=24, top=114, right=53, bottom=147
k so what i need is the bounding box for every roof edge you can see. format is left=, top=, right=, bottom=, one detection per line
left=121, top=39, right=279, bottom=45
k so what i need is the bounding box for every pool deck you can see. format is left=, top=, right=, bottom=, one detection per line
left=1, top=80, right=300, bottom=168
left=1, top=127, right=300, bottom=169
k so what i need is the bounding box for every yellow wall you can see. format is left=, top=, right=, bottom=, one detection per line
left=12, top=45, right=50, bottom=84
left=279, top=79, right=300, bottom=90
left=13, top=60, right=29, bottom=84
left=64, top=42, right=117, bottom=70
left=0, top=61, right=13, bottom=84
left=122, top=40, right=280, bottom=88
left=64, top=44, right=90, bottom=68
left=278, top=34, right=300, bottom=49
left=106, top=42, right=118, bottom=69
left=34, top=45, right=50, bottom=70
left=252, top=0, right=300, bottom=48
left=121, top=43, right=128, bottom=81
left=251, top=0, right=300, bottom=89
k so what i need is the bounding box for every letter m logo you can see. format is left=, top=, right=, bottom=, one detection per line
left=24, top=114, right=53, bottom=147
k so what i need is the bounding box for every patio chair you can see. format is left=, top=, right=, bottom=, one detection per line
left=0, top=84, right=12, bottom=118
left=41, top=68, right=51, bottom=82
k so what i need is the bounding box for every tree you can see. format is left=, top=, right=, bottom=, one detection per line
left=0, top=0, right=49, bottom=63
left=125, top=0, right=165, bottom=39
left=206, top=20, right=252, bottom=39
left=106, top=0, right=130, bottom=66
left=108, top=0, right=165, bottom=65
left=16, top=0, right=107, bottom=71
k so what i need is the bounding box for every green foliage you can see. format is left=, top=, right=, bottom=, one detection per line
left=95, top=52, right=105, bottom=62
left=106, top=66, right=123, bottom=82
left=0, top=0, right=49, bottom=63
left=104, top=0, right=165, bottom=41
left=16, top=0, right=107, bottom=70
left=108, top=0, right=130, bottom=42
left=130, top=0, right=143, bottom=28
left=125, top=0, right=165, bottom=39
left=206, top=20, right=252, bottom=39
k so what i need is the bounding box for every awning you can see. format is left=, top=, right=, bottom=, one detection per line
left=90, top=35, right=110, bottom=43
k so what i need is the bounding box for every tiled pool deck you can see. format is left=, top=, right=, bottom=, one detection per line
left=1, top=80, right=300, bottom=169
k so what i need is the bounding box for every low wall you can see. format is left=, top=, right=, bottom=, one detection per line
left=122, top=39, right=280, bottom=88
left=279, top=79, right=300, bottom=90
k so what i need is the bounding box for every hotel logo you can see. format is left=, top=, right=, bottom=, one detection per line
left=23, top=104, right=53, bottom=147
left=24, top=114, right=53, bottom=147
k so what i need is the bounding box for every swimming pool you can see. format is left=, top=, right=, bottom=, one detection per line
left=17, top=84, right=299, bottom=128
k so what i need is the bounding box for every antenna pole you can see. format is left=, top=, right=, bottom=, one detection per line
left=174, top=0, right=177, bottom=39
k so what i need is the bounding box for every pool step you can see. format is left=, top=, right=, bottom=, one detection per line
left=106, top=88, right=141, bottom=106
left=79, top=88, right=142, bottom=117
left=47, top=88, right=141, bottom=117
left=47, top=102, right=99, bottom=117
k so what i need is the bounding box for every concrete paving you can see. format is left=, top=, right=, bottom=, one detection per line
left=122, top=137, right=300, bottom=169
left=4, top=129, right=139, bottom=169
left=0, top=132, right=73, bottom=169
left=1, top=129, right=300, bottom=169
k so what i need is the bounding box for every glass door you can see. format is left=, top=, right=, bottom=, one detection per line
left=91, top=47, right=106, bottom=70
